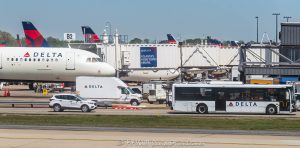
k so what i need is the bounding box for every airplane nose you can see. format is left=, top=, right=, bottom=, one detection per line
left=100, top=63, right=116, bottom=76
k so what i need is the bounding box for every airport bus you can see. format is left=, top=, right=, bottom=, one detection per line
left=172, top=83, right=296, bottom=114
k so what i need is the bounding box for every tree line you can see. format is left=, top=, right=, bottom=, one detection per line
left=1, top=30, right=250, bottom=46
left=0, top=30, right=83, bottom=47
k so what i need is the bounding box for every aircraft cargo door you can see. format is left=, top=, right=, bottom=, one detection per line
left=66, top=52, right=75, bottom=70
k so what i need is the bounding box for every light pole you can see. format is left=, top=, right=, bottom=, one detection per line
left=272, top=13, right=280, bottom=44
left=179, top=42, right=183, bottom=82
left=255, top=16, right=259, bottom=43
left=283, top=16, right=292, bottom=22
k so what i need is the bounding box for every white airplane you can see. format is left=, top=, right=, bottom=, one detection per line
left=120, top=69, right=180, bottom=82
left=0, top=47, right=115, bottom=83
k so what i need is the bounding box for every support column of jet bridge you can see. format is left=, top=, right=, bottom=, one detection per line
left=114, top=30, right=120, bottom=78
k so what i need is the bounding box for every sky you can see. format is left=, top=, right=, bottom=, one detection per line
left=0, top=0, right=299, bottom=42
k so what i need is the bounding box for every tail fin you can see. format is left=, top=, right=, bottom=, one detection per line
left=16, top=34, right=22, bottom=47
left=81, top=26, right=101, bottom=43
left=22, top=21, right=49, bottom=47
left=167, top=34, right=177, bottom=44
left=0, top=42, right=6, bottom=47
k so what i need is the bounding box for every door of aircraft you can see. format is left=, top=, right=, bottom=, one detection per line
left=66, top=52, right=75, bottom=70
left=0, top=52, right=2, bottom=69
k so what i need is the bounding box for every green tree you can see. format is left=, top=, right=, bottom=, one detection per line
left=70, top=40, right=84, bottom=43
left=184, top=39, right=194, bottom=44
left=46, top=37, right=68, bottom=47
left=159, top=40, right=167, bottom=44
left=0, top=31, right=18, bottom=46
left=222, top=41, right=231, bottom=46
left=129, top=38, right=142, bottom=44
left=193, top=38, right=202, bottom=44
left=143, top=38, right=150, bottom=44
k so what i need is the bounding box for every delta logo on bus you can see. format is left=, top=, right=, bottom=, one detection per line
left=228, top=101, right=258, bottom=107
left=84, top=84, right=103, bottom=89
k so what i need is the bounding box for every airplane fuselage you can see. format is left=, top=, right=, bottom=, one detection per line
left=0, top=47, right=115, bottom=82
left=120, top=69, right=180, bottom=82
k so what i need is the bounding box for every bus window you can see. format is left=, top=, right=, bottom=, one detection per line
left=175, top=87, right=202, bottom=101
left=213, top=88, right=229, bottom=100
left=229, top=91, right=240, bottom=100
left=200, top=88, right=212, bottom=100
left=250, top=88, right=266, bottom=101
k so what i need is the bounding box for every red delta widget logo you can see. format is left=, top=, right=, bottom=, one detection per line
left=228, top=101, right=258, bottom=107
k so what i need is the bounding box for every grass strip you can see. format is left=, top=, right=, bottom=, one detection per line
left=0, top=114, right=300, bottom=131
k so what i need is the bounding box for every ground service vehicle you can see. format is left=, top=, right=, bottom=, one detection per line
left=172, top=83, right=296, bottom=114
left=76, top=77, right=142, bottom=106
left=294, top=93, right=300, bottom=110
left=143, top=82, right=167, bottom=104
left=49, top=94, right=96, bottom=112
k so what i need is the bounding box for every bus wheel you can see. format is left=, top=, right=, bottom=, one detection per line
left=197, top=104, right=208, bottom=114
left=266, top=105, right=277, bottom=115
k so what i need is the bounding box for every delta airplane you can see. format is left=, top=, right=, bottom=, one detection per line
left=167, top=34, right=177, bottom=44
left=0, top=22, right=115, bottom=84
left=120, top=69, right=179, bottom=82
left=0, top=47, right=115, bottom=82
left=81, top=26, right=101, bottom=43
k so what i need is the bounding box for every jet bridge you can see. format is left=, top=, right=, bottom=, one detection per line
left=238, top=44, right=300, bottom=82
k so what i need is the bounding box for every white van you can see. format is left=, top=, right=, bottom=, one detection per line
left=76, top=77, right=142, bottom=106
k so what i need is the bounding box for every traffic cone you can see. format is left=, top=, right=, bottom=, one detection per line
left=7, top=89, right=10, bottom=97
left=4, top=88, right=7, bottom=97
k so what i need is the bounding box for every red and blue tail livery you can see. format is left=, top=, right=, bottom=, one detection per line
left=22, top=21, right=49, bottom=47
left=0, top=42, right=6, bottom=47
left=81, top=26, right=101, bottom=43
left=167, top=34, right=177, bottom=44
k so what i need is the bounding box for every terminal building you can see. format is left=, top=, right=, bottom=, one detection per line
left=70, top=22, right=300, bottom=83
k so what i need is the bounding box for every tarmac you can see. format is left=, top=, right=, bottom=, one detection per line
left=0, top=128, right=299, bottom=148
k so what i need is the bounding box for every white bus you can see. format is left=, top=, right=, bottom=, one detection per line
left=172, top=83, right=296, bottom=114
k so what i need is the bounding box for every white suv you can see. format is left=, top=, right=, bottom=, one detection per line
left=49, top=94, right=96, bottom=112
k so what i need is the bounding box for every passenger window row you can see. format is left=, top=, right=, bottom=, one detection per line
left=7, top=58, right=59, bottom=62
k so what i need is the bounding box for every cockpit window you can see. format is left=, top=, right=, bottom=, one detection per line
left=86, top=58, right=92, bottom=62
left=96, top=58, right=102, bottom=62
left=86, top=57, right=102, bottom=63
left=92, top=58, right=97, bottom=63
